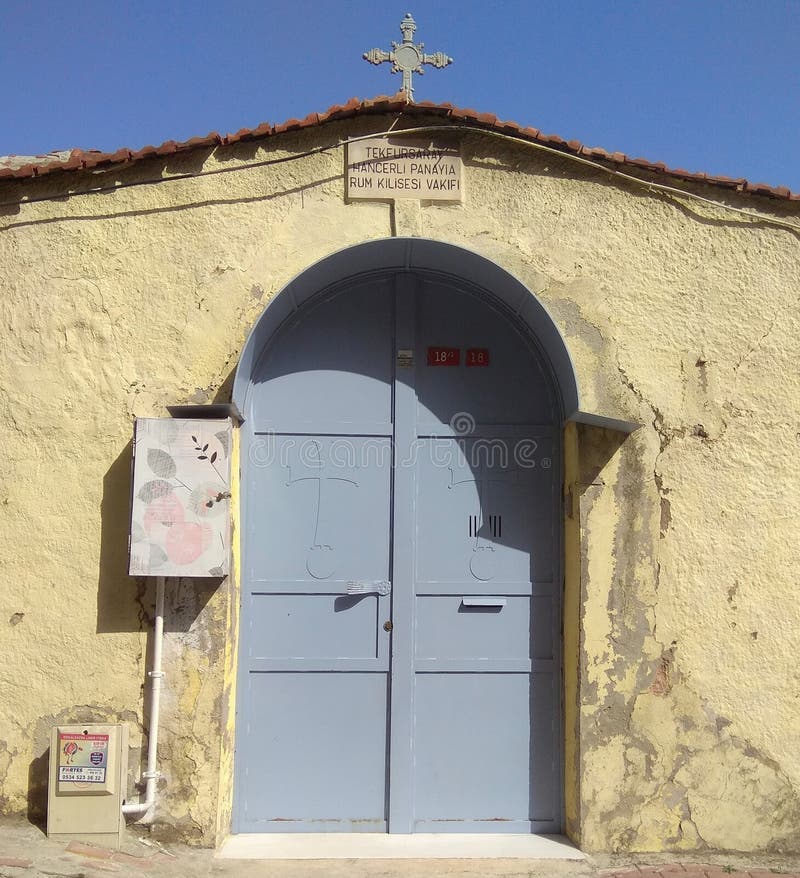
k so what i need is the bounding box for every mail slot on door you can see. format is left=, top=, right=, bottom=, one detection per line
left=461, top=597, right=507, bottom=608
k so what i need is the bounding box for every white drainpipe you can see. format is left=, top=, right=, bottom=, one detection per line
left=122, top=575, right=165, bottom=821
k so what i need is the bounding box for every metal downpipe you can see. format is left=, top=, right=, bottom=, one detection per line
left=122, top=575, right=165, bottom=821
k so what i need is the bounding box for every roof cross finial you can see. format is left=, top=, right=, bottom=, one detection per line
left=363, top=13, right=453, bottom=102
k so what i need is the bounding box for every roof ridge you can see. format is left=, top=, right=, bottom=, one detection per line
left=0, top=95, right=796, bottom=201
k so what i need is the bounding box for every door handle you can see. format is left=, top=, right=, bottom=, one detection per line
left=346, top=580, right=391, bottom=596
left=461, top=597, right=507, bottom=608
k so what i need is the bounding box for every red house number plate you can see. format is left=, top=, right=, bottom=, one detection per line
left=466, top=348, right=490, bottom=367
left=427, top=347, right=460, bottom=366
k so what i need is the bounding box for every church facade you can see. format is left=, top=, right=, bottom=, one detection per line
left=1, top=96, right=798, bottom=852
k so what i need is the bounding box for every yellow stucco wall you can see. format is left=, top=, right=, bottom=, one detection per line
left=0, top=114, right=798, bottom=851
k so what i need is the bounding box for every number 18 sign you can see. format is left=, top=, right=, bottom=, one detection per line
left=427, top=347, right=490, bottom=367
left=466, top=348, right=490, bottom=367
left=427, top=347, right=460, bottom=366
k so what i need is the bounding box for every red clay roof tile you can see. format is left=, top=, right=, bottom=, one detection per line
left=745, top=181, right=780, bottom=195
left=273, top=119, right=300, bottom=134
left=627, top=157, right=666, bottom=172
left=0, top=96, right=797, bottom=202
left=181, top=134, right=220, bottom=149
left=545, top=134, right=564, bottom=145
left=154, top=140, right=179, bottom=156
left=251, top=122, right=273, bottom=138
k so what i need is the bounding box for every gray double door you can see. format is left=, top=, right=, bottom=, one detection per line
left=234, top=272, right=561, bottom=833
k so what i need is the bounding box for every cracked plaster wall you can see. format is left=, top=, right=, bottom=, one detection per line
left=0, top=116, right=798, bottom=851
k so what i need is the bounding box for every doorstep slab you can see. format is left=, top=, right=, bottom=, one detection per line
left=217, top=833, right=585, bottom=860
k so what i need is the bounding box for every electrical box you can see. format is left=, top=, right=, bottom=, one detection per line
left=128, top=417, right=233, bottom=578
left=47, top=724, right=128, bottom=849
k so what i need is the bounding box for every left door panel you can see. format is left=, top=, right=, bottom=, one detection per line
left=237, top=434, right=392, bottom=831
left=235, top=281, right=395, bottom=833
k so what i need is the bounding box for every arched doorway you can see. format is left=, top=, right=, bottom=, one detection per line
left=231, top=239, right=578, bottom=834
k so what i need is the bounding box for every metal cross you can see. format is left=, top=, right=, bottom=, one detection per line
left=363, top=13, right=453, bottom=102
left=449, top=460, right=522, bottom=582
left=449, top=461, right=522, bottom=534
left=286, top=440, right=359, bottom=580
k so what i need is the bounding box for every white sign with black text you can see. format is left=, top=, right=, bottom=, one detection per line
left=346, top=137, right=463, bottom=202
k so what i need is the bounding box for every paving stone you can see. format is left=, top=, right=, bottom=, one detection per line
left=38, top=869, right=90, bottom=877
left=148, top=851, right=177, bottom=863
left=3, top=823, right=800, bottom=878
left=65, top=842, right=113, bottom=861
left=109, top=851, right=154, bottom=869
left=77, top=859, right=120, bottom=872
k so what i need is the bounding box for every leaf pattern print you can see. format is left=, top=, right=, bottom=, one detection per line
left=147, top=448, right=177, bottom=479
left=137, top=479, right=174, bottom=503
left=130, top=418, right=232, bottom=577
left=214, top=430, right=229, bottom=459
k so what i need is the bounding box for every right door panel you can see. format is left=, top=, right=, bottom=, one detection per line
left=410, top=279, right=561, bottom=832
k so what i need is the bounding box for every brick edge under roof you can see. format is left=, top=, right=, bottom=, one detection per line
left=0, top=94, right=797, bottom=202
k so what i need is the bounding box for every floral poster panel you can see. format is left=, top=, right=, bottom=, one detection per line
left=129, top=418, right=232, bottom=577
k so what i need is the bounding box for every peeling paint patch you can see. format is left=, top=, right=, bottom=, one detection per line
left=648, top=652, right=673, bottom=697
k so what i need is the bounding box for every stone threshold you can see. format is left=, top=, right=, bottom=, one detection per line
left=217, top=833, right=585, bottom=860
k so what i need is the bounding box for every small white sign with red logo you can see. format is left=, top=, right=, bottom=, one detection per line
left=57, top=733, right=109, bottom=783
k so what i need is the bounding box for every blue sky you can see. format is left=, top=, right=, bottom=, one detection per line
left=2, top=1, right=798, bottom=190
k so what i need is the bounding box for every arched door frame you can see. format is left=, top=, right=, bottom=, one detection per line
left=229, top=237, right=626, bottom=840
left=233, top=238, right=580, bottom=423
